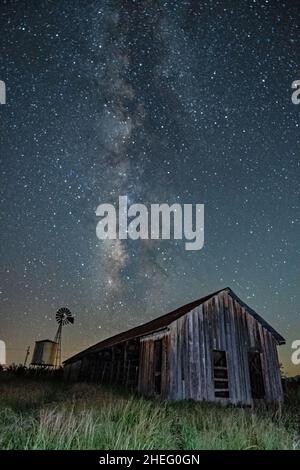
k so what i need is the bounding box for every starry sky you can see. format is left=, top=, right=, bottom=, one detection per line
left=0, top=0, right=299, bottom=375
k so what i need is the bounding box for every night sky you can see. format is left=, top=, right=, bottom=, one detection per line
left=0, top=0, right=299, bottom=375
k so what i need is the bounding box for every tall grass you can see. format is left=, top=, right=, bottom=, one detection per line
left=0, top=376, right=299, bottom=450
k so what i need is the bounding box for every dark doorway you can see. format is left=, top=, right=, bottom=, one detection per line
left=248, top=352, right=265, bottom=399
left=153, top=339, right=162, bottom=395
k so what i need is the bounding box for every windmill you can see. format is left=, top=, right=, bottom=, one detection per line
left=53, top=307, right=74, bottom=368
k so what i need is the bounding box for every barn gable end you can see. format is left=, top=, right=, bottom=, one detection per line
left=160, top=290, right=284, bottom=404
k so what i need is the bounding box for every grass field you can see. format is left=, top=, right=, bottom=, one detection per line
left=0, top=373, right=299, bottom=450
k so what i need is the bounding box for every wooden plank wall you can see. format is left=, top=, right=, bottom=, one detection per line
left=138, top=332, right=169, bottom=398
left=167, top=291, right=283, bottom=404
left=65, top=339, right=140, bottom=388
left=64, top=360, right=82, bottom=381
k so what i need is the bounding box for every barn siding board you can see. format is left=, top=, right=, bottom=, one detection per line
left=161, top=336, right=168, bottom=398
left=193, top=309, right=201, bottom=401
left=239, top=306, right=249, bottom=403
left=149, top=341, right=154, bottom=394
left=167, top=324, right=174, bottom=399
left=183, top=317, right=188, bottom=399
left=232, top=298, right=242, bottom=403
left=169, top=323, right=177, bottom=399
left=217, top=295, right=225, bottom=352
left=139, top=341, right=146, bottom=395
left=258, top=323, right=272, bottom=401
left=173, top=320, right=179, bottom=399
left=267, top=331, right=282, bottom=401
left=237, top=303, right=247, bottom=402
left=273, top=337, right=284, bottom=401
left=247, top=312, right=256, bottom=350
left=197, top=305, right=205, bottom=400
left=273, top=338, right=283, bottom=399
left=270, top=345, right=278, bottom=399
left=272, top=334, right=283, bottom=400
left=239, top=304, right=252, bottom=404
left=270, top=334, right=279, bottom=400
left=234, top=302, right=245, bottom=402
left=203, top=300, right=214, bottom=401
left=201, top=303, right=208, bottom=401
left=222, top=297, right=231, bottom=399
left=191, top=311, right=197, bottom=398
left=227, top=296, right=240, bottom=402
left=226, top=296, right=237, bottom=403
left=177, top=319, right=184, bottom=399
left=144, top=341, right=150, bottom=394
left=181, top=317, right=187, bottom=399
left=141, top=341, right=146, bottom=394
left=142, top=341, right=148, bottom=395
left=259, top=328, right=268, bottom=400
left=142, top=341, right=147, bottom=395
left=145, top=341, right=150, bottom=394
left=237, top=301, right=247, bottom=402
left=166, top=334, right=171, bottom=397
left=180, top=318, right=186, bottom=400
left=241, top=308, right=251, bottom=404
left=264, top=326, right=274, bottom=401
left=182, top=318, right=188, bottom=399
left=267, top=331, right=277, bottom=402
left=202, top=302, right=209, bottom=400
left=187, top=315, right=194, bottom=398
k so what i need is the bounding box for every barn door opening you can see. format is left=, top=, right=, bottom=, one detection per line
left=248, top=352, right=265, bottom=399
left=153, top=339, right=162, bottom=395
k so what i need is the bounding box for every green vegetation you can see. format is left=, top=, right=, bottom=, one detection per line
left=0, top=374, right=299, bottom=450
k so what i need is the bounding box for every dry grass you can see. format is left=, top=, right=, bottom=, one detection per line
left=0, top=375, right=299, bottom=450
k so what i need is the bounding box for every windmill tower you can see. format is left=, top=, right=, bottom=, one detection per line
left=53, top=307, right=74, bottom=369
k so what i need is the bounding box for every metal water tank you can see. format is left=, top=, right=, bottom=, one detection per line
left=31, top=340, right=58, bottom=366
left=0, top=340, right=6, bottom=365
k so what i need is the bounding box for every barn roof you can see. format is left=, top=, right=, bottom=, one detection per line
left=64, top=287, right=285, bottom=364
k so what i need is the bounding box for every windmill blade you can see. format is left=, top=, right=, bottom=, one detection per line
left=56, top=307, right=74, bottom=325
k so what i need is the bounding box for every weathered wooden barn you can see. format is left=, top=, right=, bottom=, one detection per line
left=64, top=288, right=285, bottom=405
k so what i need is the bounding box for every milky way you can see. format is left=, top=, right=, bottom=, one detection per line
left=0, top=0, right=299, bottom=374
